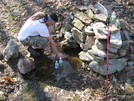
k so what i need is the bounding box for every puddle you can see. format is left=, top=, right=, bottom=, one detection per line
left=15, top=48, right=82, bottom=100
left=53, top=60, right=75, bottom=81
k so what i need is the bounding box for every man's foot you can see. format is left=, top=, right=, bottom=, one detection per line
left=36, top=49, right=44, bottom=54
left=27, top=46, right=42, bottom=57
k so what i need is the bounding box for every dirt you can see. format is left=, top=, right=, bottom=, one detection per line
left=0, top=0, right=134, bottom=100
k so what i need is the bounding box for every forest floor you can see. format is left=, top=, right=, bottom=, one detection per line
left=0, top=0, right=134, bottom=100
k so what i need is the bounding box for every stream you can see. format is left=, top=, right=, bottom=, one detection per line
left=15, top=48, right=82, bottom=100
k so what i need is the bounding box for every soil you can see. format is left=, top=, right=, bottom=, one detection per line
left=0, top=0, right=134, bottom=101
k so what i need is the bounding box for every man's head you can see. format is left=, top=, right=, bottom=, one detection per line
left=47, top=13, right=58, bottom=25
left=46, top=13, right=58, bottom=34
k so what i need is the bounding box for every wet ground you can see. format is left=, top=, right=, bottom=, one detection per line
left=7, top=48, right=84, bottom=100
left=0, top=0, right=134, bottom=100
left=1, top=44, right=134, bottom=100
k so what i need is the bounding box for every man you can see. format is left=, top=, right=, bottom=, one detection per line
left=18, top=12, right=66, bottom=59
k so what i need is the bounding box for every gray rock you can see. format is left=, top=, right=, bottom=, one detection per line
left=71, top=27, right=86, bottom=44
left=0, top=91, right=7, bottom=100
left=89, top=58, right=127, bottom=75
left=120, top=19, right=130, bottom=30
left=94, top=39, right=106, bottom=50
left=123, top=30, right=131, bottom=40
left=84, top=26, right=94, bottom=35
left=109, top=52, right=119, bottom=59
left=121, top=40, right=130, bottom=50
left=110, top=30, right=122, bottom=49
left=64, top=32, right=73, bottom=40
left=3, top=39, right=19, bottom=61
left=72, top=18, right=84, bottom=30
left=94, top=2, right=108, bottom=17
left=92, top=22, right=107, bottom=39
left=127, top=61, right=134, bottom=67
left=93, top=14, right=107, bottom=22
left=60, top=40, right=79, bottom=49
left=109, top=25, right=119, bottom=34
left=85, top=9, right=94, bottom=19
left=78, top=51, right=93, bottom=62
left=88, top=45, right=106, bottom=58
left=93, top=56, right=105, bottom=63
left=77, top=5, right=88, bottom=11
left=74, top=11, right=92, bottom=25
left=118, top=48, right=127, bottom=57
left=109, top=45, right=118, bottom=53
left=84, top=35, right=95, bottom=50
left=17, top=58, right=35, bottom=74
left=88, top=4, right=100, bottom=14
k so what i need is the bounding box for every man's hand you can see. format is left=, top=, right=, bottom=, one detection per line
left=45, top=36, right=66, bottom=59
left=57, top=52, right=67, bottom=59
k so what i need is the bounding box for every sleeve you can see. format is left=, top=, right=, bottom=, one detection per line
left=36, top=23, right=50, bottom=37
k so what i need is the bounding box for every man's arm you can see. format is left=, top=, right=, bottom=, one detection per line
left=45, top=36, right=65, bottom=59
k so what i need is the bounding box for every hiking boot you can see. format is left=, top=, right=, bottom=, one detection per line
left=37, top=49, right=48, bottom=58
left=27, top=46, right=42, bottom=57
left=37, top=49, right=44, bottom=54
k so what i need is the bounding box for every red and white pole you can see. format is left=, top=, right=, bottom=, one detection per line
left=106, top=18, right=110, bottom=92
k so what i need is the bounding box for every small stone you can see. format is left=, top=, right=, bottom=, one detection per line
left=109, top=25, right=119, bottom=34
left=84, top=88, right=90, bottom=93
left=124, top=83, right=134, bottom=94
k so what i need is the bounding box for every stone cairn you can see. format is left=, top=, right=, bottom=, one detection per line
left=59, top=3, right=133, bottom=75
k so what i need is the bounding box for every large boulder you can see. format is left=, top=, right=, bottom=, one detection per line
left=3, top=39, right=19, bottom=61
left=17, top=58, right=35, bottom=74
left=89, top=58, right=127, bottom=75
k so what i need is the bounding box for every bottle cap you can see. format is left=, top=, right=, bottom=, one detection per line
left=116, top=19, right=119, bottom=22
left=112, top=11, right=116, bottom=15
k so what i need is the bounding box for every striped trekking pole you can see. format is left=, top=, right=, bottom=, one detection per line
left=105, top=17, right=110, bottom=92
left=95, top=2, right=111, bottom=93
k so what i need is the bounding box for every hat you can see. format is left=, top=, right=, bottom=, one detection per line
left=47, top=15, right=55, bottom=24
left=50, top=13, right=58, bottom=22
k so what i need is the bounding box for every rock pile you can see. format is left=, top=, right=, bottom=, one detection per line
left=59, top=3, right=133, bottom=75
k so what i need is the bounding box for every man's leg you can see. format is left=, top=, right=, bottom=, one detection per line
left=21, top=36, right=50, bottom=57
left=27, top=46, right=41, bottom=57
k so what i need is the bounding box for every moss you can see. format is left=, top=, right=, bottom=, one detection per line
left=12, top=21, right=18, bottom=25
left=128, top=98, right=134, bottom=101
left=21, top=1, right=29, bottom=6
left=128, top=2, right=134, bottom=6
left=4, top=9, right=10, bottom=13
left=6, top=14, right=15, bottom=21
left=12, top=4, right=18, bottom=7
left=131, top=77, right=134, bottom=86
left=67, top=57, right=83, bottom=67
left=38, top=81, right=51, bottom=87
left=131, top=77, right=134, bottom=82
left=9, top=28, right=19, bottom=32
left=63, top=5, right=72, bottom=10
left=70, top=94, right=79, bottom=101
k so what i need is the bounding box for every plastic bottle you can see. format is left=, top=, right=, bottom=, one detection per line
left=115, top=19, right=120, bottom=29
left=110, top=11, right=117, bottom=24
left=54, top=61, right=59, bottom=69
left=59, top=57, right=63, bottom=67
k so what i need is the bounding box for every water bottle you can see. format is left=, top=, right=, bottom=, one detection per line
left=59, top=57, right=63, bottom=67
left=110, top=11, right=116, bottom=24
left=54, top=61, right=59, bottom=69
left=115, top=19, right=120, bottom=29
